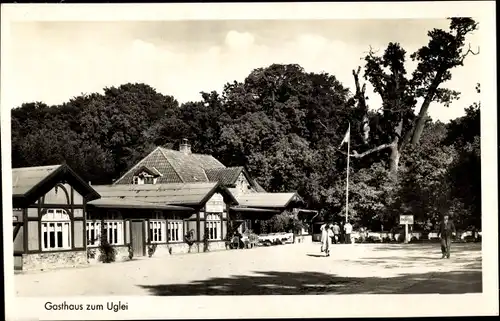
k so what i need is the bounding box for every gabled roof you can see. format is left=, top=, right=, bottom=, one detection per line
left=93, top=182, right=238, bottom=207
left=205, top=167, right=244, bottom=186
left=12, top=164, right=100, bottom=205
left=235, top=192, right=304, bottom=209
left=133, top=165, right=162, bottom=177
left=251, top=179, right=267, bottom=192
left=87, top=198, right=193, bottom=211
left=113, top=147, right=225, bottom=185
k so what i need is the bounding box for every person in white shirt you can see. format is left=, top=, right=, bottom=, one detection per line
left=321, top=224, right=332, bottom=256
left=344, top=221, right=353, bottom=244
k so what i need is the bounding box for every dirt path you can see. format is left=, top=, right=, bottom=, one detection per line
left=14, top=242, right=482, bottom=296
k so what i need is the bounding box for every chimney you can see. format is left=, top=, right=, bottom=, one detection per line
left=179, top=138, right=191, bottom=154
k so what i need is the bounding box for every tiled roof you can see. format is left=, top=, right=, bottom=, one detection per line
left=236, top=192, right=302, bottom=208
left=159, top=148, right=210, bottom=182
left=252, top=180, right=267, bottom=192
left=113, top=147, right=225, bottom=185
left=191, top=153, right=226, bottom=169
left=12, top=165, right=62, bottom=196
left=205, top=167, right=244, bottom=186
left=93, top=182, right=219, bottom=206
left=114, top=148, right=183, bottom=184
left=87, top=197, right=193, bottom=211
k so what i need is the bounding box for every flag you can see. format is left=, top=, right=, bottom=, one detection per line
left=339, top=124, right=350, bottom=148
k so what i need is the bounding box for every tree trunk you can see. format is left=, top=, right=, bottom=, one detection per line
left=411, top=69, right=444, bottom=145
left=389, top=119, right=403, bottom=179
left=411, top=105, right=432, bottom=145
left=389, top=144, right=400, bottom=179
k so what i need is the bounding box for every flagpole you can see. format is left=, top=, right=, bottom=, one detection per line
left=345, top=123, right=350, bottom=224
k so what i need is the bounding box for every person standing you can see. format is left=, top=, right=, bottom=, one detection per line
left=438, top=214, right=456, bottom=259
left=321, top=224, right=332, bottom=257
left=332, top=222, right=340, bottom=244
left=344, top=221, right=353, bottom=244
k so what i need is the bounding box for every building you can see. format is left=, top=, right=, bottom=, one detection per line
left=11, top=140, right=317, bottom=270
left=12, top=164, right=100, bottom=271
left=87, top=182, right=238, bottom=259
left=102, top=139, right=317, bottom=245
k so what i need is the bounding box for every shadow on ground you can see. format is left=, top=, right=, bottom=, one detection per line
left=369, top=242, right=482, bottom=252
left=138, top=269, right=482, bottom=296
left=346, top=255, right=482, bottom=270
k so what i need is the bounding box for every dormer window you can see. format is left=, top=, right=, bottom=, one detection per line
left=132, top=166, right=161, bottom=185
left=144, top=176, right=155, bottom=184
left=132, top=174, right=157, bottom=185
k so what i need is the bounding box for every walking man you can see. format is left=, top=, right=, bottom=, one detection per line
left=438, top=214, right=456, bottom=259
left=332, top=222, right=340, bottom=244
left=344, top=221, right=353, bottom=244
left=321, top=224, right=332, bottom=257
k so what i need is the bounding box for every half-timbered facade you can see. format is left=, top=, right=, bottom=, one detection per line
left=109, top=139, right=317, bottom=241
left=89, top=182, right=238, bottom=258
left=12, top=164, right=100, bottom=271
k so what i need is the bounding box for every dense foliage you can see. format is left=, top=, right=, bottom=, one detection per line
left=11, top=18, right=481, bottom=231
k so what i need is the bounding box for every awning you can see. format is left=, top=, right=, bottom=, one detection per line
left=87, top=198, right=194, bottom=211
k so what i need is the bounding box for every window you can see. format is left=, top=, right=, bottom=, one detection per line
left=144, top=176, right=155, bottom=184
left=206, top=214, right=221, bottom=240
left=86, top=221, right=124, bottom=246
left=168, top=221, right=183, bottom=242
left=42, top=209, right=71, bottom=251
left=149, top=220, right=167, bottom=243
left=133, top=172, right=157, bottom=185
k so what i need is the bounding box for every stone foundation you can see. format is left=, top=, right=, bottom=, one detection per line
left=22, top=251, right=88, bottom=271
left=87, top=246, right=131, bottom=264
left=153, top=241, right=227, bottom=256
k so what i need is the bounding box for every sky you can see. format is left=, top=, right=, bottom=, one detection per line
left=10, top=19, right=482, bottom=122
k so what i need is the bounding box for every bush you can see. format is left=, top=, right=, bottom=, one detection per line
left=147, top=243, right=157, bottom=257
left=87, top=248, right=97, bottom=260
left=127, top=243, right=133, bottom=260
left=98, top=220, right=116, bottom=263
left=184, top=229, right=195, bottom=252
left=98, top=237, right=116, bottom=263
left=203, top=228, right=210, bottom=252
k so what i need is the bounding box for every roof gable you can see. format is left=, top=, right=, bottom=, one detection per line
left=133, top=165, right=162, bottom=178
left=159, top=148, right=209, bottom=182
left=205, top=167, right=244, bottom=186
left=12, top=164, right=100, bottom=205
left=236, top=192, right=304, bottom=209
left=114, top=147, right=183, bottom=184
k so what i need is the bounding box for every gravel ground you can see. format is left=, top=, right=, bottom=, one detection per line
left=14, top=242, right=482, bottom=296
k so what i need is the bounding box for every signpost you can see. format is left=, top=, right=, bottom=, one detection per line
left=399, top=215, right=414, bottom=244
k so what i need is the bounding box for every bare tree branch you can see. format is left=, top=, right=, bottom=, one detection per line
left=461, top=43, right=480, bottom=60
left=318, top=119, right=328, bottom=130
left=343, top=143, right=395, bottom=158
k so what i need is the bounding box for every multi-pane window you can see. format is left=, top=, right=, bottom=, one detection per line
left=42, top=209, right=71, bottom=251
left=168, top=221, right=183, bottom=242
left=144, top=176, right=155, bottom=184
left=86, top=221, right=124, bottom=246
left=206, top=214, right=221, bottom=240
left=149, top=220, right=167, bottom=243
left=132, top=173, right=156, bottom=185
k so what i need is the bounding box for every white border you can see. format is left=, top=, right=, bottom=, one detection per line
left=1, top=2, right=498, bottom=320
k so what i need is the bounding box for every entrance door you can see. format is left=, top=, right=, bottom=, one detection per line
left=131, top=220, right=145, bottom=257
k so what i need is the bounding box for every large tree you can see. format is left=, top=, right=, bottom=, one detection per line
left=347, top=18, right=479, bottom=178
